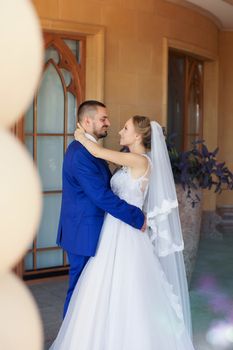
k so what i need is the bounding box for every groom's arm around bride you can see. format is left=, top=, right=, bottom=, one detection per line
left=56, top=100, right=146, bottom=318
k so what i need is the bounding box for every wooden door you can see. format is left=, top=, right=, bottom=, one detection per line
left=14, top=32, right=86, bottom=279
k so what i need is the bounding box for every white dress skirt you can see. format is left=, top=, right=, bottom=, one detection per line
left=50, top=164, right=195, bottom=350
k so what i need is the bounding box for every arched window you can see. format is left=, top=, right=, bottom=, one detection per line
left=167, top=50, right=203, bottom=151
left=22, top=33, right=85, bottom=279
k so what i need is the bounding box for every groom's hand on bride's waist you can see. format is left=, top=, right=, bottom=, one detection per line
left=141, top=216, right=147, bottom=232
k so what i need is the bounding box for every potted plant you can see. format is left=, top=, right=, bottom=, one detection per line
left=165, top=134, right=233, bottom=283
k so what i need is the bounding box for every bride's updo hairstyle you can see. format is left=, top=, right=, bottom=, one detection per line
left=132, top=115, right=151, bottom=150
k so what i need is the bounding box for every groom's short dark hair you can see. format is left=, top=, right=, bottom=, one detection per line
left=78, top=100, right=106, bottom=121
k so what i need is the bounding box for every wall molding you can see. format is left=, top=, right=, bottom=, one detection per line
left=40, top=18, right=105, bottom=102
left=164, top=0, right=222, bottom=29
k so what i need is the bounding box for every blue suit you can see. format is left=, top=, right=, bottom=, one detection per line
left=57, top=140, right=144, bottom=316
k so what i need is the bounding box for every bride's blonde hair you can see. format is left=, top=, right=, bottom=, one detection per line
left=132, top=115, right=151, bottom=150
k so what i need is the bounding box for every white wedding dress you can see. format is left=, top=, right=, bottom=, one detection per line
left=50, top=159, right=195, bottom=350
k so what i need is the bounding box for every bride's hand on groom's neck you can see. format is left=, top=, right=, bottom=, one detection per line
left=74, top=123, right=85, bottom=140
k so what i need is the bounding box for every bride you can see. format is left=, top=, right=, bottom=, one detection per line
left=50, top=116, right=195, bottom=350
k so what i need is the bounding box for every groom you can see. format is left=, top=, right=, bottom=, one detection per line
left=57, top=100, right=146, bottom=318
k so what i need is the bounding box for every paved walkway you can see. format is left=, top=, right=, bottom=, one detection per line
left=29, top=225, right=233, bottom=350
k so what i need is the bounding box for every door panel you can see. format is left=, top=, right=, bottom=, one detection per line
left=18, top=33, right=85, bottom=279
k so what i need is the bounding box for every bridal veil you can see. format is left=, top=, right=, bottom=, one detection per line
left=145, top=121, right=192, bottom=337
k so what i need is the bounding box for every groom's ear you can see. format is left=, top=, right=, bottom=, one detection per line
left=82, top=115, right=89, bottom=126
left=81, top=115, right=92, bottom=131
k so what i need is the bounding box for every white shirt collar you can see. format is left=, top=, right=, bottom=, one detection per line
left=84, top=133, right=98, bottom=143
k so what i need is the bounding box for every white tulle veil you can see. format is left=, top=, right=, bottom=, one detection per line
left=145, top=121, right=192, bottom=337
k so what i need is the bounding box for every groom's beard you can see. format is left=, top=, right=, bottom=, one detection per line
left=93, top=126, right=109, bottom=139
left=98, top=131, right=108, bottom=139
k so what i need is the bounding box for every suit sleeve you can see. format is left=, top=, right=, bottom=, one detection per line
left=72, top=150, right=144, bottom=230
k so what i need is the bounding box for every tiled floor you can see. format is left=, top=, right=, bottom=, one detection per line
left=190, top=227, right=233, bottom=350
left=29, top=278, right=67, bottom=349
left=29, top=227, right=233, bottom=350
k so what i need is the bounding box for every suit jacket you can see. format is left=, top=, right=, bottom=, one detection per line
left=57, top=140, right=144, bottom=256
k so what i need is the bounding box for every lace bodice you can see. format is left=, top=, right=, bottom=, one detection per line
left=110, top=156, right=151, bottom=209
